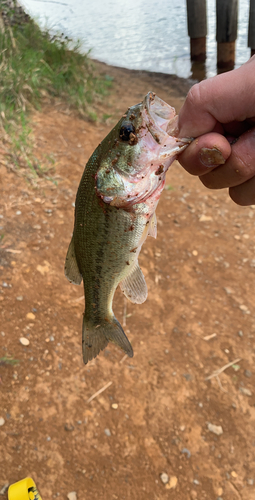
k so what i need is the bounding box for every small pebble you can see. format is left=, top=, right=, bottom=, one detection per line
left=244, top=369, right=252, bottom=378
left=65, top=423, right=74, bottom=432
left=49, top=335, right=55, bottom=341
left=1, top=331, right=5, bottom=337
left=193, top=479, right=200, bottom=485
left=16, top=296, right=23, bottom=301
left=26, top=312, right=35, bottom=320
left=19, top=337, right=30, bottom=346
left=247, top=479, right=254, bottom=485
left=207, top=423, right=223, bottom=436
left=0, top=417, right=5, bottom=426
left=16, top=210, right=22, bottom=215
left=181, top=448, right=191, bottom=458
left=239, top=387, right=252, bottom=396
left=160, top=472, right=169, bottom=484
left=238, top=330, right=243, bottom=337
left=165, top=476, right=178, bottom=490
left=231, top=471, right=237, bottom=478
left=46, top=436, right=51, bottom=441
left=67, top=492, right=77, bottom=500
left=190, top=490, right=197, bottom=499
left=111, top=403, right=118, bottom=409
left=104, top=428, right=111, bottom=437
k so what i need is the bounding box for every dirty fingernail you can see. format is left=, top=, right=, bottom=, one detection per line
left=199, top=147, right=226, bottom=168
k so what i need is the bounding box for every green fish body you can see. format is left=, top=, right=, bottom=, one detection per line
left=65, top=92, right=191, bottom=364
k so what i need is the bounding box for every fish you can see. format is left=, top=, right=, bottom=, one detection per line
left=65, top=92, right=191, bottom=364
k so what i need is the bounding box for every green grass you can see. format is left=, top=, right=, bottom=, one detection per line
left=0, top=16, right=112, bottom=178
left=0, top=355, right=19, bottom=366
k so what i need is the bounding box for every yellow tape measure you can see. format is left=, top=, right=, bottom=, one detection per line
left=8, top=478, right=42, bottom=500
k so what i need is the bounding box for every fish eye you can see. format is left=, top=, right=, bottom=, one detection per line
left=119, top=122, right=136, bottom=142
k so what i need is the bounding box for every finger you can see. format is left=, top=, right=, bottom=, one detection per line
left=229, top=177, right=255, bottom=206
left=178, top=56, right=255, bottom=138
left=178, top=132, right=231, bottom=175
left=199, top=127, right=255, bottom=189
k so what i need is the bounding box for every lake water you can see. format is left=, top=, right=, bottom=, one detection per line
left=20, top=0, right=251, bottom=80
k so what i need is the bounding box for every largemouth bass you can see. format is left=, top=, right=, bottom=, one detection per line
left=65, top=92, right=191, bottom=364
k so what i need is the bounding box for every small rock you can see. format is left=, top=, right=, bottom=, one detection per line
left=190, top=490, right=197, bottom=499
left=67, top=492, right=77, bottom=500
left=16, top=210, right=22, bottom=215
left=46, top=436, right=51, bottom=441
left=244, top=369, right=252, bottom=378
left=181, top=448, right=191, bottom=458
left=238, top=330, right=243, bottom=337
left=160, top=472, right=169, bottom=484
left=207, top=423, right=223, bottom=435
left=49, top=335, right=55, bottom=341
left=0, top=417, right=5, bottom=427
left=193, top=479, right=200, bottom=485
left=0, top=483, right=9, bottom=495
left=247, top=479, right=254, bottom=486
left=19, top=337, right=30, bottom=346
left=239, top=304, right=250, bottom=314
left=111, top=403, right=118, bottom=409
left=104, top=428, right=111, bottom=437
left=199, top=215, right=212, bottom=222
left=16, top=296, right=23, bottom=301
left=239, top=387, right=252, bottom=397
left=165, top=476, right=178, bottom=490
left=217, top=488, right=223, bottom=496
left=192, top=250, right=198, bottom=256
left=26, top=312, right=35, bottom=320
left=231, top=471, right=237, bottom=478
left=65, top=423, right=74, bottom=431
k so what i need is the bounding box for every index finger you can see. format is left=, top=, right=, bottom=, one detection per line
left=178, top=56, right=255, bottom=138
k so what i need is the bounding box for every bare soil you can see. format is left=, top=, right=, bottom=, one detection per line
left=0, top=61, right=255, bottom=500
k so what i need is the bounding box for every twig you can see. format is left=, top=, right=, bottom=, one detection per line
left=87, top=381, right=112, bottom=403
left=119, top=354, right=128, bottom=364
left=205, top=358, right=241, bottom=381
left=203, top=333, right=217, bottom=341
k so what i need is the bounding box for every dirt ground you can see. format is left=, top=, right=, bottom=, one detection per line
left=0, top=61, right=255, bottom=500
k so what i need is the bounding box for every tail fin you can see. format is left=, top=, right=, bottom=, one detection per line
left=82, top=315, right=133, bottom=364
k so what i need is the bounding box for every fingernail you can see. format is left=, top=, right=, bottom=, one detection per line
left=199, top=147, right=226, bottom=168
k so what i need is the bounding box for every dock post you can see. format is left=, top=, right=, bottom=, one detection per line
left=186, top=0, right=207, bottom=62
left=216, top=0, right=238, bottom=70
left=248, top=0, right=255, bottom=57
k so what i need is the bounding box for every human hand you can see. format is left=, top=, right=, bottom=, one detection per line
left=178, top=56, right=255, bottom=206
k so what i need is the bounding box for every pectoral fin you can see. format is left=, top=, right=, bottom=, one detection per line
left=120, top=262, right=147, bottom=304
left=64, top=235, right=82, bottom=285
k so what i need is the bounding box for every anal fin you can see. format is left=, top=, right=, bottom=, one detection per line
left=64, top=235, right=82, bottom=285
left=120, top=262, right=147, bottom=304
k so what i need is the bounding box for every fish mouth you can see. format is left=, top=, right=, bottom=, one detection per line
left=143, top=91, right=191, bottom=155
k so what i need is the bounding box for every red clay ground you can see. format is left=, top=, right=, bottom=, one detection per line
left=0, top=61, right=255, bottom=500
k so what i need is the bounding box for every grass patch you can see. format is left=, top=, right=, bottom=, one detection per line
left=0, top=11, right=112, bottom=178
left=0, top=355, right=19, bottom=366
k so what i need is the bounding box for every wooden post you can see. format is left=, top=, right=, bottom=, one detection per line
left=248, top=0, right=255, bottom=57
left=186, top=0, right=207, bottom=62
left=216, top=0, right=238, bottom=70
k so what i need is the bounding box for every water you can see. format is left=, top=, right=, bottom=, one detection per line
left=20, top=0, right=250, bottom=80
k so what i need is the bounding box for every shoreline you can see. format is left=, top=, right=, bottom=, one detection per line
left=91, top=58, right=195, bottom=103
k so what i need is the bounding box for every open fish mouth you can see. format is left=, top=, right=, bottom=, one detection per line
left=142, top=91, right=191, bottom=155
